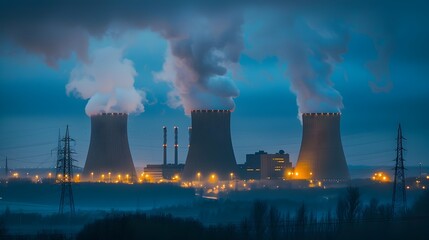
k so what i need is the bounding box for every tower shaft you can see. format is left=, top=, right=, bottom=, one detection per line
left=294, top=113, right=349, bottom=180
left=183, top=110, right=238, bottom=181
left=83, top=113, right=136, bottom=180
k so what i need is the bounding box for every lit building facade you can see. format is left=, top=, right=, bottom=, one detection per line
left=242, top=150, right=292, bottom=180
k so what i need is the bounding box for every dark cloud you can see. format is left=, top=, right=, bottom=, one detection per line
left=1, top=0, right=428, bottom=113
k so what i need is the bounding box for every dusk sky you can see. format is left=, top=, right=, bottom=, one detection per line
left=0, top=0, right=428, bottom=169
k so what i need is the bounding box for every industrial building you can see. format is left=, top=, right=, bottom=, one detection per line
left=241, top=150, right=292, bottom=180
left=182, top=110, right=238, bottom=181
left=294, top=113, right=350, bottom=181
left=83, top=113, right=137, bottom=180
left=142, top=126, right=184, bottom=181
left=143, top=164, right=185, bottom=182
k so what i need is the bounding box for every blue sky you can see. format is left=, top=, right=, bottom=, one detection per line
left=0, top=1, right=428, bottom=169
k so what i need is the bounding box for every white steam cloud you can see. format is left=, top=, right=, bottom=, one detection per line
left=66, top=47, right=146, bottom=116
left=154, top=13, right=242, bottom=114
left=246, top=12, right=349, bottom=118
left=286, top=19, right=348, bottom=115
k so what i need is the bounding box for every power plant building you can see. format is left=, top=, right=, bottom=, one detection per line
left=294, top=113, right=350, bottom=181
left=83, top=113, right=137, bottom=180
left=182, top=110, right=238, bottom=181
left=242, top=150, right=292, bottom=180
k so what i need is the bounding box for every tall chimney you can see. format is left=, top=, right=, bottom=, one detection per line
left=163, top=126, right=167, bottom=166
left=182, top=110, right=238, bottom=181
left=294, top=113, right=350, bottom=180
left=5, top=156, right=8, bottom=177
left=174, top=126, right=178, bottom=165
left=83, top=113, right=136, bottom=179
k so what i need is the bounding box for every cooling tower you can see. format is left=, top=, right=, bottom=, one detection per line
left=294, top=113, right=350, bottom=180
left=83, top=113, right=136, bottom=179
left=182, top=110, right=238, bottom=181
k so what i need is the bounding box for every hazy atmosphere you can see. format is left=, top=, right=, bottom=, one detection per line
left=0, top=1, right=428, bottom=239
left=1, top=1, right=428, bottom=170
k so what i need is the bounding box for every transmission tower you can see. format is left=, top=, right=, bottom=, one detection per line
left=57, top=125, right=76, bottom=215
left=392, top=124, right=406, bottom=216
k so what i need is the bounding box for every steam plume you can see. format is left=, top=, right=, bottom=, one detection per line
left=154, top=13, right=243, bottom=114
left=246, top=12, right=349, bottom=118
left=66, top=47, right=146, bottom=116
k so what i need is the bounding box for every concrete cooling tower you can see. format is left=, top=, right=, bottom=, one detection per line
left=182, top=110, right=238, bottom=181
left=83, top=113, right=136, bottom=179
left=294, top=113, right=350, bottom=180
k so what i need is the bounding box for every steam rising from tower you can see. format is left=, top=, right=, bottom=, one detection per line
left=294, top=113, right=350, bottom=180
left=67, top=47, right=146, bottom=116
left=154, top=13, right=242, bottom=115
left=183, top=110, right=238, bottom=180
left=83, top=113, right=136, bottom=179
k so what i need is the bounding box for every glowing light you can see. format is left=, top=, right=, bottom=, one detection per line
left=48, top=173, right=52, bottom=178
left=295, top=172, right=299, bottom=176
left=372, top=172, right=390, bottom=182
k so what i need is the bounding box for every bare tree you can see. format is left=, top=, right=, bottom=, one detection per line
left=252, top=201, right=268, bottom=240
left=268, top=206, right=281, bottom=240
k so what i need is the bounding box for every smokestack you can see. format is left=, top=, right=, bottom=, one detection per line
left=163, top=126, right=167, bottom=166
left=5, top=156, right=8, bottom=177
left=83, top=113, right=136, bottom=179
left=182, top=110, right=238, bottom=181
left=294, top=113, right=350, bottom=180
left=174, top=126, right=178, bottom=165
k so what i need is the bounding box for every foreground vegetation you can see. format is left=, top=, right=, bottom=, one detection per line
left=1, top=187, right=428, bottom=239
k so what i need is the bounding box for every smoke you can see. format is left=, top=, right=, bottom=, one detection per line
left=66, top=47, right=146, bottom=116
left=284, top=18, right=349, bottom=115
left=0, top=1, right=243, bottom=114
left=2, top=1, right=426, bottom=117
left=246, top=12, right=348, bottom=117
left=154, top=13, right=243, bottom=114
